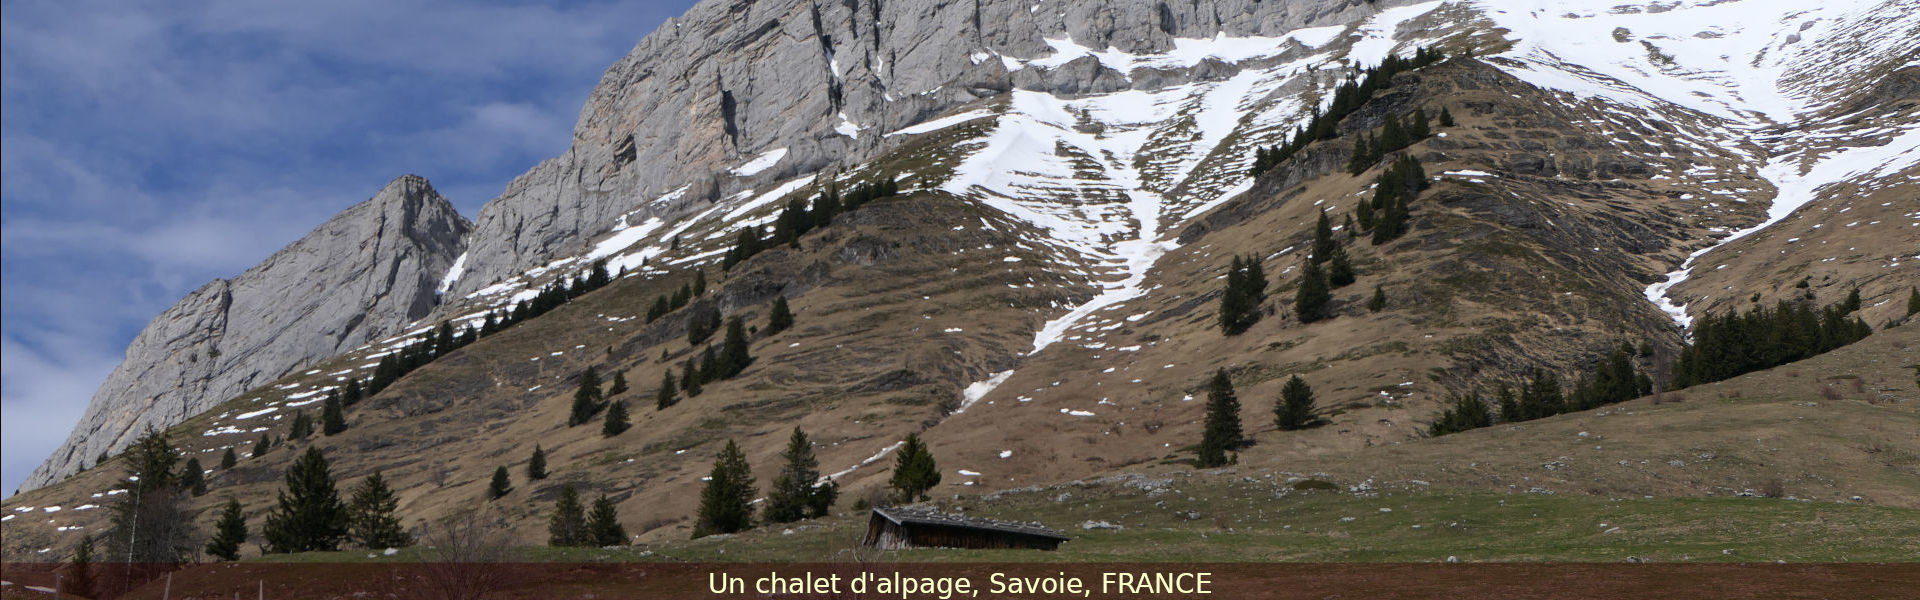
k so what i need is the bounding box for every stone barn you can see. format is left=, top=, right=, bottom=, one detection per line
left=863, top=508, right=1070, bottom=551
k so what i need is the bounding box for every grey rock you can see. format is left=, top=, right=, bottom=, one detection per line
left=22, top=175, right=469, bottom=492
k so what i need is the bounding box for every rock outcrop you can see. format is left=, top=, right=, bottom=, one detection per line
left=444, top=0, right=1418, bottom=297
left=20, top=175, right=470, bottom=492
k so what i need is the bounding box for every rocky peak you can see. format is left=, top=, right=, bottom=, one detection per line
left=19, top=175, right=471, bottom=493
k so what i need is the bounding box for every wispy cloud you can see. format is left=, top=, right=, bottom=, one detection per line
left=0, top=0, right=696, bottom=496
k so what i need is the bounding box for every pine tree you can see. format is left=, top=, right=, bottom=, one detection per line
left=221, top=447, right=238, bottom=470
left=548, top=484, right=588, bottom=547
left=1295, top=258, right=1333, bottom=323
left=1356, top=195, right=1377, bottom=231
left=1428, top=391, right=1492, bottom=436
left=343, top=379, right=364, bottom=406
left=1843, top=287, right=1862, bottom=313
left=1496, top=385, right=1521, bottom=423
left=1909, top=287, right=1920, bottom=317
left=569, top=366, right=604, bottom=427
left=889, top=433, right=941, bottom=503
left=719, top=316, right=753, bottom=379
left=289, top=410, right=314, bottom=440
left=321, top=392, right=347, bottom=436
left=608, top=371, right=629, bottom=396
left=1275, top=375, right=1317, bottom=431
left=1411, top=107, right=1432, bottom=139
left=1344, top=213, right=1357, bottom=239
left=693, top=269, right=708, bottom=296
left=68, top=535, right=96, bottom=597
left=108, top=428, right=199, bottom=563
left=1347, top=135, right=1372, bottom=175
left=347, top=472, right=411, bottom=549
left=765, top=428, right=837, bottom=523
left=262, top=447, right=348, bottom=553
left=1368, top=284, right=1388, bottom=312
left=1518, top=370, right=1565, bottom=421
left=685, top=362, right=705, bottom=397
left=1328, top=244, right=1356, bottom=287
left=1438, top=106, right=1456, bottom=127
left=1219, top=256, right=1252, bottom=335
left=528, top=445, right=548, bottom=480
left=657, top=371, right=679, bottom=409
left=602, top=400, right=631, bottom=437
left=489, top=466, right=513, bottom=499
left=180, top=457, right=207, bottom=496
left=767, top=296, right=795, bottom=335
left=1198, top=370, right=1243, bottom=468
left=587, top=495, right=627, bottom=547
left=1312, top=211, right=1337, bottom=264
left=253, top=434, right=272, bottom=457
left=693, top=440, right=757, bottom=538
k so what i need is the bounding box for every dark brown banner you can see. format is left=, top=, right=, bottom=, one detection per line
left=3, top=562, right=1916, bottom=600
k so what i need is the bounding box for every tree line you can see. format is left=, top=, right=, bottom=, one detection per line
left=1250, top=46, right=1448, bottom=176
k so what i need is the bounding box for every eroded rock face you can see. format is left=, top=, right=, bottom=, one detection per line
left=21, top=175, right=470, bottom=492
left=445, top=0, right=1415, bottom=297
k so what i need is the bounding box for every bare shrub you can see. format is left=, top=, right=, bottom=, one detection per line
left=1759, top=478, right=1786, bottom=499
left=414, top=510, right=514, bottom=600
left=1820, top=385, right=1843, bottom=401
left=1851, top=378, right=1867, bottom=394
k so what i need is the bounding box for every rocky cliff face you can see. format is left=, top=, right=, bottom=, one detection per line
left=444, top=0, right=1415, bottom=297
left=20, top=175, right=470, bottom=492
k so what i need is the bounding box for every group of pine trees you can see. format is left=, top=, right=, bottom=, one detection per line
left=1217, top=254, right=1269, bottom=334
left=1250, top=47, right=1448, bottom=176
left=1196, top=370, right=1319, bottom=467
left=1344, top=107, right=1448, bottom=176
left=669, top=316, right=757, bottom=403
left=692, top=428, right=845, bottom=539
left=1429, top=343, right=1653, bottom=436
left=547, top=483, right=628, bottom=547
left=645, top=270, right=707, bottom=323
left=1671, top=297, right=1873, bottom=388
left=1356, top=154, right=1428, bottom=244
left=722, top=178, right=900, bottom=271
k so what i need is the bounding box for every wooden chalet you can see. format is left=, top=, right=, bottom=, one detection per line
left=862, top=507, right=1070, bottom=551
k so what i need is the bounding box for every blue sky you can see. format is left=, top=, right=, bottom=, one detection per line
left=0, top=0, right=700, bottom=497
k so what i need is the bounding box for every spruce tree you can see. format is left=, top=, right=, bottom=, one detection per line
left=587, top=495, right=627, bottom=547
left=889, top=433, right=941, bottom=504
left=602, top=400, right=631, bottom=437
left=767, top=296, right=795, bottom=335
left=1198, top=370, right=1243, bottom=468
left=1328, top=244, right=1356, bottom=288
left=568, top=366, right=604, bottom=427
left=180, top=457, right=207, bottom=496
left=1344, top=213, right=1357, bottom=239
left=719, top=316, right=753, bottom=379
left=527, top=445, right=548, bottom=480
left=693, top=440, right=757, bottom=538
left=1295, top=258, right=1333, bottom=323
left=1275, top=375, right=1317, bottom=431
left=1312, top=211, right=1337, bottom=264
left=489, top=466, right=513, bottom=499
left=549, top=484, right=588, bottom=547
left=685, top=362, right=705, bottom=397
left=1368, top=284, right=1388, bottom=312
left=262, top=447, right=347, bottom=553
left=765, top=428, right=836, bottom=523
left=1909, top=287, right=1920, bottom=317
left=1438, top=106, right=1456, bottom=127
left=657, top=371, right=679, bottom=409
left=347, top=472, right=411, bottom=549
left=608, top=371, right=629, bottom=396
left=343, top=379, right=363, bottom=406
left=1428, top=391, right=1492, bottom=436
left=1497, top=385, right=1521, bottom=423
left=1219, top=256, right=1252, bottom=335
left=321, top=392, right=347, bottom=436
left=1347, top=135, right=1371, bottom=175
left=692, top=269, right=708, bottom=296
left=253, top=434, right=272, bottom=457
left=1411, top=107, right=1432, bottom=139
left=69, top=536, right=96, bottom=597
left=221, top=447, right=239, bottom=470
left=107, top=428, right=199, bottom=564
left=1356, top=195, right=1376, bottom=231
left=289, top=410, right=314, bottom=441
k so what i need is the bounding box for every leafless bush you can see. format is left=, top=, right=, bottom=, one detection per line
left=1759, top=478, right=1786, bottom=499
left=1820, top=385, right=1844, bottom=401
left=414, top=510, right=514, bottom=600
left=1851, top=378, right=1867, bottom=394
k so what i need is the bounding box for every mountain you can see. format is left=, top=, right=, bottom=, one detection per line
left=17, top=176, right=470, bottom=492
left=7, top=0, right=1915, bottom=559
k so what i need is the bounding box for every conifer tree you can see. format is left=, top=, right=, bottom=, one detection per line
left=693, top=440, right=757, bottom=538
left=263, top=447, right=348, bottom=553
left=253, top=434, right=272, bottom=457
left=1312, top=211, right=1337, bottom=264
left=1368, top=284, right=1388, bottom=312
left=1275, top=375, right=1317, bottom=431
left=1428, top=391, right=1492, bottom=436
left=602, top=400, right=631, bottom=437
left=1844, top=287, right=1862, bottom=313
left=587, top=495, right=627, bottom=547
left=548, top=484, right=588, bottom=547
left=1438, top=106, right=1456, bottom=127
left=1496, top=385, right=1521, bottom=423
left=343, top=379, right=364, bottom=406
left=1295, top=258, right=1333, bottom=323
left=289, top=410, right=314, bottom=441
left=1518, top=370, right=1565, bottom=421
left=608, top=371, right=629, bottom=396
left=109, top=428, right=199, bottom=563
left=1198, top=370, right=1243, bottom=468
left=489, top=466, right=513, bottom=499
left=568, top=366, right=604, bottom=427
left=205, top=498, right=247, bottom=561
left=1347, top=135, right=1372, bottom=175
left=221, top=447, right=239, bottom=470
left=718, top=317, right=753, bottom=379
left=1344, top=213, right=1357, bottom=239
left=180, top=457, right=207, bottom=496
left=657, top=371, right=679, bottom=409
left=766, top=296, right=795, bottom=335
left=1356, top=195, right=1377, bottom=231
left=528, top=445, right=548, bottom=480
left=321, top=392, right=347, bottom=436
left=1328, top=244, right=1356, bottom=287
left=685, top=362, right=705, bottom=397
left=648, top=296, right=671, bottom=322
left=67, top=536, right=95, bottom=597
left=693, top=269, right=708, bottom=296
left=889, top=433, right=941, bottom=503
left=1909, top=287, right=1920, bottom=317
left=1411, top=107, right=1432, bottom=139
left=1246, top=254, right=1269, bottom=300
left=765, top=428, right=836, bottom=523
left=347, top=472, right=411, bottom=549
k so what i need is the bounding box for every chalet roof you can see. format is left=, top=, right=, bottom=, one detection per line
left=871, top=507, right=1071, bottom=541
